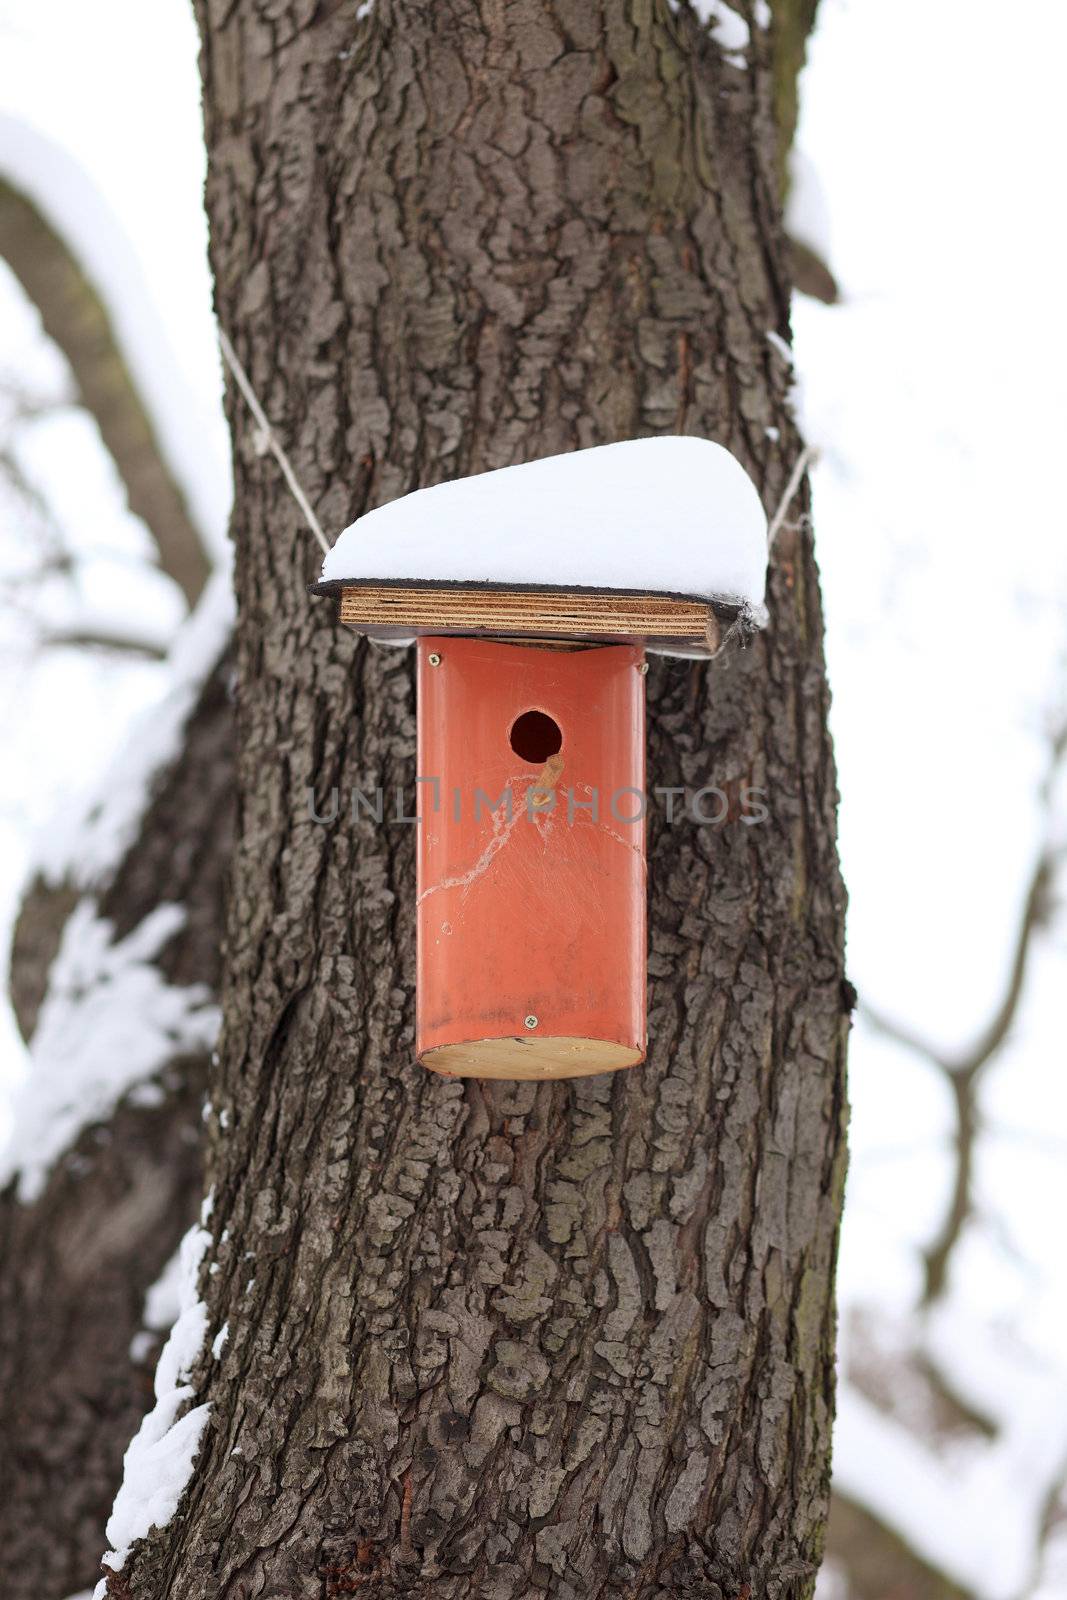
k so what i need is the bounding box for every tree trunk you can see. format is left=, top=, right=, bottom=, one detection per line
left=0, top=654, right=233, bottom=1600
left=1, top=146, right=232, bottom=1597
left=121, top=3, right=848, bottom=1596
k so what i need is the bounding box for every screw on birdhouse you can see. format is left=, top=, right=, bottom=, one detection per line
left=637, top=661, right=649, bottom=675
left=428, top=651, right=442, bottom=666
left=524, top=1015, right=538, bottom=1030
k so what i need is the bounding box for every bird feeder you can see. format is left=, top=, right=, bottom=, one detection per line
left=312, top=436, right=768, bottom=1081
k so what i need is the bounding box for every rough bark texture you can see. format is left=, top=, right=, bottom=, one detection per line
left=0, top=656, right=233, bottom=1600
left=120, top=2, right=846, bottom=1596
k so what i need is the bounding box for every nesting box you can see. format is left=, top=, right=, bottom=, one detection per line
left=312, top=436, right=768, bottom=1080
left=416, top=635, right=646, bottom=1077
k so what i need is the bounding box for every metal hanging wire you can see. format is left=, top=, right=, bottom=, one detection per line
left=217, top=328, right=331, bottom=558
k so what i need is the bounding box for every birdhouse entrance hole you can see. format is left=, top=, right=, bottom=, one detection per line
left=509, top=709, right=563, bottom=764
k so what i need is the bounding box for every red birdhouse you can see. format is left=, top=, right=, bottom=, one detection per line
left=312, top=437, right=768, bottom=1080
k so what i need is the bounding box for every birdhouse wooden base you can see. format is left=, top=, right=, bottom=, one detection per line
left=416, top=636, right=647, bottom=1080
left=421, top=1034, right=644, bottom=1080
left=336, top=582, right=721, bottom=656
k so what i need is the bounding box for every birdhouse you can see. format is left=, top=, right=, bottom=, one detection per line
left=312, top=436, right=768, bottom=1080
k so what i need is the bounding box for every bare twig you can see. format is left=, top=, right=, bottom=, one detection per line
left=861, top=717, right=1067, bottom=1305
left=41, top=627, right=167, bottom=660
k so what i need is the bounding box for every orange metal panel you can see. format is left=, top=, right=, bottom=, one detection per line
left=416, top=636, right=647, bottom=1079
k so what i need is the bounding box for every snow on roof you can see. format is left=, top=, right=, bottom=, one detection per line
left=317, top=437, right=768, bottom=618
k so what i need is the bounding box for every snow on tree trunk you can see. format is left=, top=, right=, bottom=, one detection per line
left=113, top=2, right=849, bottom=1596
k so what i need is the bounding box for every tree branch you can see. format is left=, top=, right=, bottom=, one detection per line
left=861, top=718, right=1067, bottom=1305
left=41, top=626, right=168, bottom=660
left=0, top=176, right=212, bottom=608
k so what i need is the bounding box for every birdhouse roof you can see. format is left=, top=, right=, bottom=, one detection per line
left=314, top=437, right=769, bottom=623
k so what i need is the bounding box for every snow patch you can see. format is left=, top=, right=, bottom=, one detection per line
left=833, top=1293, right=1067, bottom=1600
left=129, top=1243, right=183, bottom=1362
left=144, top=1246, right=185, bottom=1330
left=320, top=438, right=768, bottom=629
left=0, top=901, right=219, bottom=1202
left=698, top=1, right=750, bottom=54
left=669, top=1, right=751, bottom=59
left=786, top=149, right=834, bottom=262
left=98, top=1223, right=213, bottom=1581
left=32, top=569, right=233, bottom=887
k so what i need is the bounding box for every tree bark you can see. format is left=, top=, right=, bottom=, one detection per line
left=118, top=2, right=848, bottom=1596
left=0, top=654, right=233, bottom=1600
